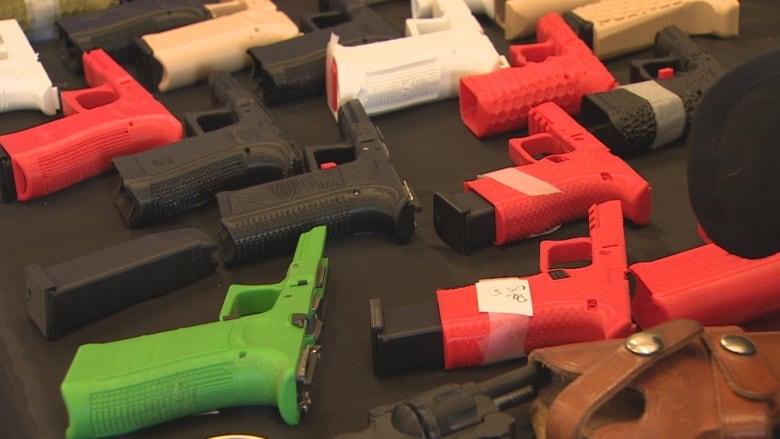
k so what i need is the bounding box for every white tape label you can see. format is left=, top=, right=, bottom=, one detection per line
left=480, top=167, right=561, bottom=196
left=476, top=277, right=534, bottom=316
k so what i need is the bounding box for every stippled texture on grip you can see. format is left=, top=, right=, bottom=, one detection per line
left=115, top=125, right=302, bottom=228
left=656, top=69, right=717, bottom=127
left=437, top=200, right=633, bottom=369
left=579, top=88, right=657, bottom=155
left=221, top=184, right=354, bottom=262
left=0, top=50, right=183, bottom=201
left=254, top=44, right=330, bottom=105
left=61, top=317, right=301, bottom=437
left=88, top=362, right=234, bottom=436
left=218, top=159, right=414, bottom=264
left=147, top=156, right=245, bottom=220
left=38, top=128, right=130, bottom=194
left=465, top=102, right=651, bottom=245
left=646, top=25, right=723, bottom=126
left=459, top=13, right=616, bottom=137
left=437, top=284, right=615, bottom=369
left=467, top=174, right=631, bottom=245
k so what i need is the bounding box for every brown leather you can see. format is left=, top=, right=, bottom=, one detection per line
left=529, top=319, right=780, bottom=439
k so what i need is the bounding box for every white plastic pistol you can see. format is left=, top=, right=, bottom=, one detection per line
left=0, top=19, right=59, bottom=115
left=326, top=0, right=508, bottom=118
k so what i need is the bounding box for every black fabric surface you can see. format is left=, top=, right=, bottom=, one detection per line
left=1, top=1, right=779, bottom=438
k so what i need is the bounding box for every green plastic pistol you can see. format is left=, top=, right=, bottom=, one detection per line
left=60, top=225, right=329, bottom=438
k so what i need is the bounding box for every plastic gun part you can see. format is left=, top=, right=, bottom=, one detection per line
left=60, top=225, right=329, bottom=438
left=0, top=19, right=59, bottom=115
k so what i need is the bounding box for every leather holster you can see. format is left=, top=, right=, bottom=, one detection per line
left=529, top=319, right=780, bottom=439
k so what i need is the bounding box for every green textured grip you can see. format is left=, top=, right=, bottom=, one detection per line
left=61, top=226, right=328, bottom=439
left=0, top=0, right=118, bottom=32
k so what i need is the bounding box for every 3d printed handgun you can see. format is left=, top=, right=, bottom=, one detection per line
left=500, top=0, right=738, bottom=57
left=0, top=49, right=182, bottom=202
left=434, top=102, right=651, bottom=254
left=217, top=99, right=420, bottom=266
left=370, top=201, right=633, bottom=376
left=134, top=0, right=299, bottom=91
left=248, top=0, right=401, bottom=105
left=113, top=70, right=303, bottom=227
left=459, top=12, right=617, bottom=138
left=372, top=201, right=633, bottom=375
left=0, top=19, right=59, bottom=115
left=579, top=25, right=723, bottom=155
left=56, top=0, right=245, bottom=71
left=325, top=0, right=506, bottom=118
left=61, top=225, right=329, bottom=438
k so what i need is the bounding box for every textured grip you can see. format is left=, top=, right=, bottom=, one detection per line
left=218, top=160, right=415, bottom=265
left=573, top=0, right=740, bottom=59
left=328, top=29, right=506, bottom=117
left=1, top=110, right=181, bottom=201
left=437, top=284, right=610, bottom=369
left=579, top=87, right=659, bottom=155
left=137, top=5, right=299, bottom=92
left=466, top=171, right=638, bottom=245
left=459, top=13, right=616, bottom=137
left=113, top=124, right=302, bottom=227
left=62, top=320, right=295, bottom=438
left=437, top=200, right=632, bottom=369
left=250, top=33, right=335, bottom=105
left=62, top=229, right=329, bottom=438
left=0, top=49, right=183, bottom=202
left=0, top=19, right=60, bottom=115
left=464, top=102, right=651, bottom=245
left=580, top=26, right=723, bottom=154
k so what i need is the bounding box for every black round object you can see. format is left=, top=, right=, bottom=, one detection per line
left=688, top=47, right=780, bottom=259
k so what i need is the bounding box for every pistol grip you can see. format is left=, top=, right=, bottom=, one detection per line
left=437, top=214, right=632, bottom=371
left=217, top=162, right=416, bottom=265
left=570, top=0, right=739, bottom=59
left=61, top=320, right=301, bottom=438
left=137, top=6, right=299, bottom=92
left=249, top=6, right=401, bottom=105
left=56, top=0, right=214, bottom=72
left=113, top=124, right=302, bottom=227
